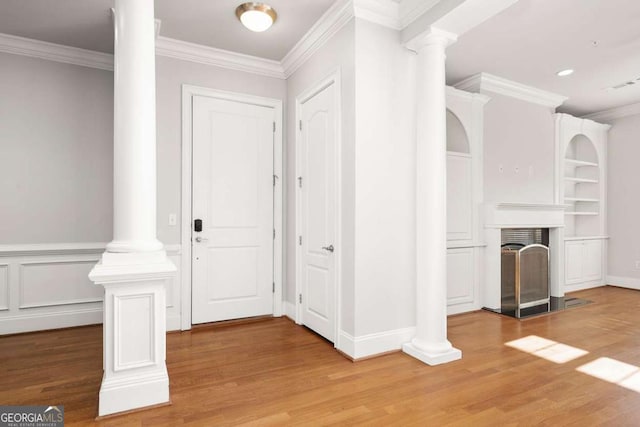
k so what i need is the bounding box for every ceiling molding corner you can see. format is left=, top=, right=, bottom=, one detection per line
left=454, top=72, right=567, bottom=109
left=281, top=0, right=354, bottom=78
left=583, top=102, right=640, bottom=123
left=398, top=0, right=441, bottom=28
left=353, top=0, right=401, bottom=30
left=0, top=32, right=114, bottom=71
left=156, top=36, right=285, bottom=80
left=446, top=85, right=490, bottom=105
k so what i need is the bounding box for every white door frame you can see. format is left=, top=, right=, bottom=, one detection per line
left=294, top=69, right=342, bottom=346
left=181, top=84, right=283, bottom=331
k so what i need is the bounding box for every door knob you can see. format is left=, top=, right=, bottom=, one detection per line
left=195, top=236, right=208, bottom=243
left=322, top=245, right=334, bottom=253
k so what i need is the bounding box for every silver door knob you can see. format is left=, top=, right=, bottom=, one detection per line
left=322, top=245, right=334, bottom=253
left=195, top=236, right=208, bottom=243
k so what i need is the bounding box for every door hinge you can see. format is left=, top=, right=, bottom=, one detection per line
left=299, top=120, right=302, bottom=131
left=273, top=229, right=276, bottom=239
left=272, top=282, right=275, bottom=293
left=298, top=235, right=302, bottom=246
left=299, top=294, right=302, bottom=304
left=273, top=121, right=276, bottom=132
left=273, top=174, right=278, bottom=186
left=298, top=176, right=303, bottom=188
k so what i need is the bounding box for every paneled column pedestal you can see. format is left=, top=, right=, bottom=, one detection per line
left=403, top=27, right=461, bottom=366
left=90, top=254, right=175, bottom=416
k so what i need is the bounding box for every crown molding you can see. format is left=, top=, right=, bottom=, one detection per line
left=281, top=0, right=354, bottom=78
left=398, top=0, right=441, bottom=28
left=0, top=32, right=114, bottom=71
left=353, top=0, right=401, bottom=30
left=583, top=102, right=640, bottom=123
left=454, top=72, right=567, bottom=109
left=446, top=85, right=490, bottom=105
left=156, top=36, right=285, bottom=79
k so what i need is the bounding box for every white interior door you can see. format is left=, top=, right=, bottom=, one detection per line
left=192, top=95, right=274, bottom=324
left=298, top=83, right=337, bottom=342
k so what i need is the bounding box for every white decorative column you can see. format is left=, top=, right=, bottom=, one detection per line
left=403, top=28, right=462, bottom=365
left=89, top=0, right=175, bottom=416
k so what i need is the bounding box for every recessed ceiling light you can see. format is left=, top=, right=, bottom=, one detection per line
left=235, top=3, right=277, bottom=32
left=556, top=69, right=574, bottom=77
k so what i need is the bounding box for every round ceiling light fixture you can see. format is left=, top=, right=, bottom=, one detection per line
left=556, top=69, right=574, bottom=77
left=235, top=2, right=277, bottom=32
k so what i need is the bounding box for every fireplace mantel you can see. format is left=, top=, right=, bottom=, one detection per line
left=484, top=203, right=569, bottom=229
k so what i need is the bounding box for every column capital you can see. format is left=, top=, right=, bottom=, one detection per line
left=405, top=26, right=458, bottom=52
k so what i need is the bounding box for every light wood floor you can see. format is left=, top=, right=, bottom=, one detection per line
left=2, top=286, right=640, bottom=426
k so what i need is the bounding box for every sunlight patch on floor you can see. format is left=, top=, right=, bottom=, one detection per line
left=576, top=357, right=640, bottom=392
left=505, top=335, right=589, bottom=364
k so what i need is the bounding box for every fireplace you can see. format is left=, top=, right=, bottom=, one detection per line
left=500, top=229, right=550, bottom=317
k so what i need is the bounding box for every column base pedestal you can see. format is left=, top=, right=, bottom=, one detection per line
left=402, top=342, right=462, bottom=366
left=98, top=368, right=169, bottom=416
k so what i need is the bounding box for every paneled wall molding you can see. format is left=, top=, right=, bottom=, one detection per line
left=454, top=72, right=568, bottom=109
left=583, top=102, right=640, bottom=123
left=0, top=32, right=114, bottom=71
left=155, top=37, right=285, bottom=79
left=0, top=242, right=107, bottom=257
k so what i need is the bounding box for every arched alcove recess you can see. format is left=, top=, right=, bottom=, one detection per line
left=445, top=87, right=489, bottom=315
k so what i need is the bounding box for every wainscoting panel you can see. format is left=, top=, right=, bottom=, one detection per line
left=0, top=243, right=182, bottom=335
left=447, top=246, right=482, bottom=315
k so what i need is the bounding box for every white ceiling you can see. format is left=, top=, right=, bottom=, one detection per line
left=1, top=0, right=639, bottom=115
left=446, top=0, right=640, bottom=116
left=0, top=0, right=335, bottom=60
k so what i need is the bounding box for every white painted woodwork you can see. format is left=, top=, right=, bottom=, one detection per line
left=0, top=264, right=7, bottom=311
left=555, top=113, right=609, bottom=293
left=446, top=153, right=472, bottom=241
left=447, top=248, right=474, bottom=305
left=191, top=95, right=275, bottom=324
left=88, top=0, right=175, bottom=416
left=297, top=80, right=337, bottom=343
left=403, top=28, right=461, bottom=366
left=180, top=85, right=284, bottom=332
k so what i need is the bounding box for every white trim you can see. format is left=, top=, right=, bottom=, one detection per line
left=0, top=32, right=114, bottom=71
left=284, top=301, right=296, bottom=321
left=156, top=37, right=285, bottom=79
left=454, top=72, right=568, bottom=109
left=0, top=242, right=106, bottom=257
left=398, top=0, right=441, bottom=28
left=339, top=327, right=416, bottom=359
left=353, top=0, right=401, bottom=30
left=181, top=85, right=284, bottom=331
left=0, top=306, right=103, bottom=335
left=294, top=68, right=343, bottom=350
left=281, top=0, right=354, bottom=78
left=446, top=85, right=490, bottom=105
left=607, top=276, right=640, bottom=291
left=583, top=102, right=640, bottom=123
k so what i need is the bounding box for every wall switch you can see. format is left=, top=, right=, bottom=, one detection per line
left=514, top=166, right=520, bottom=174
left=499, top=164, right=504, bottom=173
left=168, top=213, right=177, bottom=226
left=635, top=261, right=640, bottom=269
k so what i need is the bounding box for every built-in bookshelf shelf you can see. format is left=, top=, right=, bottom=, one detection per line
left=565, top=176, right=598, bottom=184
left=565, top=158, right=598, bottom=167
left=564, top=197, right=599, bottom=203
left=565, top=212, right=599, bottom=216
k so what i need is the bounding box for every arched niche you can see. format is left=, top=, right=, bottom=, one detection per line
left=446, top=110, right=470, bottom=154
left=565, top=134, right=598, bottom=165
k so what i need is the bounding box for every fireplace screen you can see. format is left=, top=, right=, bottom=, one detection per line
left=501, top=243, right=550, bottom=318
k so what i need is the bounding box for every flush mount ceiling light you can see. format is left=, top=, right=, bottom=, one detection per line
left=235, top=2, right=277, bottom=32
left=556, top=69, right=574, bottom=77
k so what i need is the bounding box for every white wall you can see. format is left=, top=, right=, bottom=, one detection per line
left=352, top=19, right=416, bottom=338
left=286, top=21, right=356, bottom=335
left=482, top=92, right=555, bottom=204
left=607, top=113, right=640, bottom=284
left=0, top=52, right=113, bottom=244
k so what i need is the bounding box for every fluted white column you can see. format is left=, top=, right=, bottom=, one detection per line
left=403, top=28, right=462, bottom=366
left=108, top=0, right=162, bottom=254
left=89, top=0, right=175, bottom=416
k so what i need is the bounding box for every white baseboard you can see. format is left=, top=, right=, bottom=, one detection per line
left=338, top=327, right=416, bottom=360
left=284, top=301, right=296, bottom=322
left=447, top=302, right=480, bottom=316
left=607, top=275, right=640, bottom=290
left=0, top=307, right=103, bottom=335
left=564, top=280, right=606, bottom=293
left=167, top=313, right=181, bottom=332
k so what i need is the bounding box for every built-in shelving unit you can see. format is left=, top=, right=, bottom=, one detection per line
left=555, top=113, right=610, bottom=292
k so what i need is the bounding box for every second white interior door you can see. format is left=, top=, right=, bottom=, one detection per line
left=192, top=95, right=275, bottom=324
